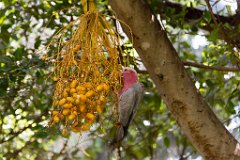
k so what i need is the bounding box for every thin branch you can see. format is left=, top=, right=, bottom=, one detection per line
left=137, top=61, right=240, bottom=74
left=183, top=61, right=240, bottom=72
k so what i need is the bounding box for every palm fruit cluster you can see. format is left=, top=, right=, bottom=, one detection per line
left=50, top=80, right=110, bottom=136
left=46, top=2, right=128, bottom=136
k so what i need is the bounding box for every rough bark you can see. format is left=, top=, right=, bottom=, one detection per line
left=108, top=0, right=240, bottom=159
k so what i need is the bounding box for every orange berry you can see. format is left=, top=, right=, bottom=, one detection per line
left=96, top=105, right=104, bottom=113
left=70, top=88, right=77, bottom=94
left=61, top=128, right=69, bottom=137
left=99, top=96, right=106, bottom=103
left=84, top=82, right=92, bottom=88
left=76, top=85, right=86, bottom=92
left=86, top=113, right=95, bottom=122
left=70, top=80, right=78, bottom=88
left=75, top=99, right=80, bottom=105
left=69, top=114, right=76, bottom=120
left=59, top=98, right=66, bottom=106
left=79, top=94, right=87, bottom=102
left=53, top=115, right=60, bottom=123
left=66, top=97, right=74, bottom=103
left=79, top=104, right=87, bottom=113
left=52, top=110, right=59, bottom=115
left=96, top=84, right=104, bottom=92
left=81, top=125, right=90, bottom=131
left=85, top=90, right=95, bottom=98
left=103, top=83, right=110, bottom=91
left=63, top=103, right=73, bottom=109
left=62, top=109, right=70, bottom=115
left=72, top=93, right=78, bottom=99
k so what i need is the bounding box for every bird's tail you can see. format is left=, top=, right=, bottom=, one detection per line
left=110, top=125, right=125, bottom=146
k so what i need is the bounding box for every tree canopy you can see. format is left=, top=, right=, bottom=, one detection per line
left=1, top=0, right=240, bottom=159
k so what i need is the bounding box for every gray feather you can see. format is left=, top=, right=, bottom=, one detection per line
left=114, top=82, right=144, bottom=143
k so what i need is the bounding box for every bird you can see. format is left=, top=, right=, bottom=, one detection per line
left=112, top=67, right=144, bottom=145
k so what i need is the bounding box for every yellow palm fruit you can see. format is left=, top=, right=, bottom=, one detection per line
left=86, top=113, right=95, bottom=122
left=72, top=127, right=81, bottom=132
left=52, top=110, right=59, bottom=116
left=103, top=83, right=110, bottom=91
left=72, top=93, right=78, bottom=99
left=66, top=97, right=74, bottom=103
left=61, top=128, right=69, bottom=137
left=70, top=80, right=78, bottom=88
left=53, top=115, right=60, bottom=123
left=84, top=82, right=92, bottom=89
left=62, top=109, right=70, bottom=115
left=63, top=103, right=73, bottom=109
left=96, top=105, right=104, bottom=113
left=64, top=87, right=70, bottom=92
left=79, top=104, right=87, bottom=113
left=69, top=113, right=76, bottom=120
left=81, top=124, right=90, bottom=131
left=96, top=84, right=104, bottom=92
left=85, top=90, right=95, bottom=98
left=59, top=98, right=67, bottom=106
left=70, top=88, right=77, bottom=94
left=79, top=94, right=87, bottom=102
left=76, top=85, right=86, bottom=92
left=99, top=96, right=107, bottom=103
left=75, top=99, right=80, bottom=105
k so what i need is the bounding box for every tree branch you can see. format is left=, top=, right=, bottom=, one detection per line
left=183, top=61, right=240, bottom=72
left=109, top=0, right=240, bottom=159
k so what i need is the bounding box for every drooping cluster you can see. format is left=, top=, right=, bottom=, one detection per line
left=46, top=11, right=128, bottom=136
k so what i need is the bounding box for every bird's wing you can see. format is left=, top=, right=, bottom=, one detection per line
left=118, top=82, right=144, bottom=127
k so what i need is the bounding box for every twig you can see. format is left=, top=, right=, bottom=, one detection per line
left=183, top=61, right=240, bottom=72
left=137, top=61, right=240, bottom=74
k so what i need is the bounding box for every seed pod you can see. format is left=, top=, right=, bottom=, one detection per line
left=70, top=80, right=78, bottom=88
left=59, top=98, right=67, bottom=106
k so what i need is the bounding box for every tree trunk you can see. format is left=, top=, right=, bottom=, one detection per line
left=108, top=0, right=240, bottom=159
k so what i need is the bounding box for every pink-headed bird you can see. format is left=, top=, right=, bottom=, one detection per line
left=112, top=67, right=144, bottom=144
